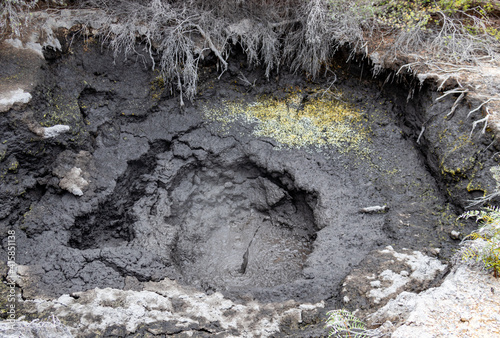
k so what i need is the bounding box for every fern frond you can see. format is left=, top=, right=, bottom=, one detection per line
left=461, top=246, right=478, bottom=261
left=458, top=209, right=480, bottom=220
left=467, top=232, right=483, bottom=241
left=482, top=252, right=500, bottom=275
left=459, top=206, right=500, bottom=277
left=325, top=309, right=374, bottom=338
left=484, top=205, right=500, bottom=214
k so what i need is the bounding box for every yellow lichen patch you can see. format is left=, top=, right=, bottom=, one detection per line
left=150, top=75, right=165, bottom=101
left=204, top=93, right=370, bottom=155
left=8, top=160, right=19, bottom=173
left=466, top=179, right=484, bottom=194
left=40, top=93, right=80, bottom=128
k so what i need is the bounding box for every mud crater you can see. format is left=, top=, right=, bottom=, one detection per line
left=5, top=41, right=493, bottom=311
left=67, top=137, right=320, bottom=297
left=165, top=160, right=318, bottom=291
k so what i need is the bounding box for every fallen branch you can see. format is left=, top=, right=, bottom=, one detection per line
left=396, top=62, right=421, bottom=76
left=447, top=90, right=467, bottom=117
left=435, top=87, right=467, bottom=100
left=359, top=205, right=389, bottom=214
left=238, top=71, right=255, bottom=87
left=436, top=75, right=452, bottom=91
left=466, top=191, right=500, bottom=208
left=176, top=70, right=184, bottom=108
left=268, top=18, right=301, bottom=28
left=434, top=87, right=468, bottom=117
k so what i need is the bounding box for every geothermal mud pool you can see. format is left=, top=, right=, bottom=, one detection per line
left=1, top=38, right=497, bottom=335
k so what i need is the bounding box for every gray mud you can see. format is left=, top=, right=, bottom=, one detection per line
left=1, top=38, right=496, bottom=312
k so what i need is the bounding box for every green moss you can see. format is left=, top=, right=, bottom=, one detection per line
left=466, top=170, right=486, bottom=194
left=37, top=88, right=89, bottom=145
left=22, top=205, right=32, bottom=223
left=441, top=166, right=462, bottom=178
left=439, top=134, right=476, bottom=179
left=459, top=207, right=500, bottom=276
left=40, top=94, right=80, bottom=127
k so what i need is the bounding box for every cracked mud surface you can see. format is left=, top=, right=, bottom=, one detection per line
left=2, top=37, right=500, bottom=336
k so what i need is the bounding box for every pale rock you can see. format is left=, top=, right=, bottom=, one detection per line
left=43, top=125, right=71, bottom=138
left=5, top=38, right=44, bottom=58
left=5, top=278, right=325, bottom=337
left=450, top=230, right=461, bottom=240
left=59, top=167, right=89, bottom=196
left=429, top=247, right=441, bottom=256
left=367, top=247, right=446, bottom=304
left=369, top=265, right=500, bottom=337
left=0, top=89, right=32, bottom=112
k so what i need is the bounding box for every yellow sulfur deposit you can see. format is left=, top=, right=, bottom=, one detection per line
left=203, top=92, right=370, bottom=155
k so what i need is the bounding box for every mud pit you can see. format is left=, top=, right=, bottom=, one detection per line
left=70, top=152, right=318, bottom=298
left=2, top=38, right=497, bottom=333
left=166, top=161, right=316, bottom=291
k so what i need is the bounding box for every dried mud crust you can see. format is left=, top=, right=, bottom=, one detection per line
left=343, top=30, right=500, bottom=337
left=370, top=264, right=500, bottom=338
left=336, top=51, right=500, bottom=211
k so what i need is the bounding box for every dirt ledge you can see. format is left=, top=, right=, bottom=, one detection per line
left=365, top=42, right=500, bottom=140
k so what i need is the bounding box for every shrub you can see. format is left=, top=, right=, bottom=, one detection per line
left=3, top=0, right=498, bottom=104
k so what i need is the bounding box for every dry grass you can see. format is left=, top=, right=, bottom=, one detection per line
left=394, top=8, right=499, bottom=64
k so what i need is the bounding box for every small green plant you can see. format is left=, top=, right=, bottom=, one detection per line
left=458, top=206, right=500, bottom=277
left=325, top=309, right=376, bottom=338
